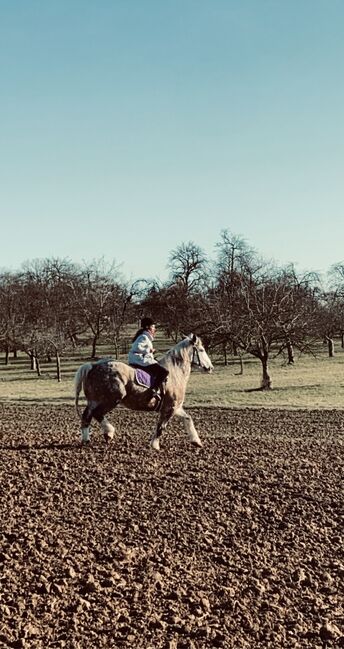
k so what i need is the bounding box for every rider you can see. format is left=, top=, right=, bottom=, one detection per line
left=128, top=317, right=169, bottom=407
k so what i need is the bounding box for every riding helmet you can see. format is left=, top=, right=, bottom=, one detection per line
left=141, top=316, right=155, bottom=329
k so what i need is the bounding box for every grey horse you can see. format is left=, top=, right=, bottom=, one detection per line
left=74, top=334, right=214, bottom=450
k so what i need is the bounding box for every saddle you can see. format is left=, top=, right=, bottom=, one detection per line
left=134, top=368, right=157, bottom=389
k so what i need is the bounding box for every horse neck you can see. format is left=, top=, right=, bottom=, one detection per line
left=161, top=341, right=192, bottom=372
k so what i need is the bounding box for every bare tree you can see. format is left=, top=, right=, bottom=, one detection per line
left=316, top=290, right=342, bottom=357
left=105, top=281, right=138, bottom=358
left=167, top=241, right=208, bottom=293
left=328, top=262, right=344, bottom=348
left=68, top=258, right=129, bottom=358
left=16, top=258, right=79, bottom=376
left=140, top=244, right=209, bottom=342
left=0, top=272, right=24, bottom=364
left=206, top=231, right=260, bottom=365
left=208, top=234, right=321, bottom=388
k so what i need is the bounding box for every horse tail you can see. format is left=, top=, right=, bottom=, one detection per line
left=74, top=362, right=93, bottom=419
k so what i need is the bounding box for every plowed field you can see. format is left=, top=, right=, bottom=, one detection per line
left=0, top=405, right=343, bottom=648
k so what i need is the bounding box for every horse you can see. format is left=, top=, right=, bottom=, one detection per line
left=74, top=333, right=214, bottom=450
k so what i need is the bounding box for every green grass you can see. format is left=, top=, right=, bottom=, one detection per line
left=1, top=337, right=344, bottom=410
left=188, top=352, right=344, bottom=409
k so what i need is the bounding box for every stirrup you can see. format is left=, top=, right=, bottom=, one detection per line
left=150, top=389, right=162, bottom=411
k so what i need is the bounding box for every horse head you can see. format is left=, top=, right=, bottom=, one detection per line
left=185, top=333, right=214, bottom=373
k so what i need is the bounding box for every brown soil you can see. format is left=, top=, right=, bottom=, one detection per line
left=0, top=405, right=343, bottom=649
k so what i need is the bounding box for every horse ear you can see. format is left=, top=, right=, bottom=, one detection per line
left=181, top=332, right=196, bottom=343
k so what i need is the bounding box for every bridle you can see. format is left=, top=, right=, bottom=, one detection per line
left=191, top=345, right=202, bottom=368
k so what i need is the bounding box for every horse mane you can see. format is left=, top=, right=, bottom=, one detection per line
left=161, top=337, right=193, bottom=367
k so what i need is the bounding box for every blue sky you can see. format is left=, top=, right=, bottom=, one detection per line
left=1, top=0, right=343, bottom=282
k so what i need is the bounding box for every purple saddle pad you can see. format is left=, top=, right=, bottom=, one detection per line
left=134, top=368, right=155, bottom=388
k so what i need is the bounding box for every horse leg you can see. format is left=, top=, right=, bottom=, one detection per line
left=92, top=402, right=118, bottom=443
left=174, top=405, right=203, bottom=448
left=81, top=401, right=117, bottom=444
left=100, top=417, right=115, bottom=443
left=81, top=404, right=93, bottom=443
left=150, top=405, right=174, bottom=451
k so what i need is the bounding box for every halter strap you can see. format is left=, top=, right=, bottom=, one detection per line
left=191, top=346, right=201, bottom=368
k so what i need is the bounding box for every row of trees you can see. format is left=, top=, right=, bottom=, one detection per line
left=1, top=231, right=344, bottom=387
left=0, top=258, right=138, bottom=380
left=142, top=233, right=344, bottom=388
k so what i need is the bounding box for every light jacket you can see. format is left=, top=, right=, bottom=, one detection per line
left=128, top=331, right=157, bottom=367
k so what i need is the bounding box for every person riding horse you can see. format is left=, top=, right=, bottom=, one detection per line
left=128, top=317, right=169, bottom=409
left=75, top=332, right=213, bottom=448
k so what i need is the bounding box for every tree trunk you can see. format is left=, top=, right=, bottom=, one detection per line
left=326, top=337, right=334, bottom=357
left=56, top=354, right=61, bottom=382
left=341, top=332, right=344, bottom=349
left=5, top=345, right=9, bottom=365
left=91, top=334, right=98, bottom=358
left=260, top=356, right=272, bottom=390
left=223, top=345, right=228, bottom=366
left=70, top=334, right=77, bottom=348
left=13, top=349, right=17, bottom=359
left=35, top=355, right=41, bottom=377
left=238, top=353, right=244, bottom=375
left=286, top=337, right=294, bottom=364
left=30, top=352, right=36, bottom=371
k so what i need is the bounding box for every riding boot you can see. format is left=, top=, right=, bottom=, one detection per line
left=159, top=381, right=166, bottom=400
left=154, top=380, right=167, bottom=411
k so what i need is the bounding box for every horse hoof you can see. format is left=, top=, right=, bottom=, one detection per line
left=150, top=438, right=160, bottom=451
